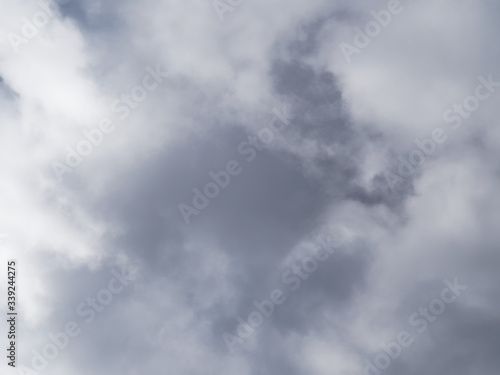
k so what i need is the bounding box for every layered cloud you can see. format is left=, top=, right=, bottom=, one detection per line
left=0, top=0, right=499, bottom=375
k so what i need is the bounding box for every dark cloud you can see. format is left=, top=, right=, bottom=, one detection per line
left=3, top=1, right=500, bottom=375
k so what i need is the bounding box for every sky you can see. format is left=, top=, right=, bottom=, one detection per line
left=0, top=0, right=499, bottom=374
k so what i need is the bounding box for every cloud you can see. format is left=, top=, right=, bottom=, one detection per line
left=1, top=0, right=500, bottom=374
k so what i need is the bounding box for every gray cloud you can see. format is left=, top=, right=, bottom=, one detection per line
left=1, top=0, right=500, bottom=375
